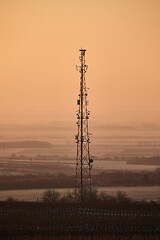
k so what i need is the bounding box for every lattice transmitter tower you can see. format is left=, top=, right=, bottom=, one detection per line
left=75, top=49, right=93, bottom=201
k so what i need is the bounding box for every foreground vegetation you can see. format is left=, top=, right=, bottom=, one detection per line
left=41, top=189, right=155, bottom=204
left=2, top=234, right=159, bottom=240
left=0, top=199, right=159, bottom=239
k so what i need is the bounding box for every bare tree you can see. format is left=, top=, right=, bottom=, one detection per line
left=42, top=190, right=60, bottom=203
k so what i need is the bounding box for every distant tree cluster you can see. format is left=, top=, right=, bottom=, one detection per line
left=94, top=168, right=160, bottom=187
left=128, top=156, right=160, bottom=165
left=0, top=169, right=160, bottom=190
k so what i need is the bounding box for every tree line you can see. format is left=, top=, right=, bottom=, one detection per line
left=0, top=168, right=159, bottom=190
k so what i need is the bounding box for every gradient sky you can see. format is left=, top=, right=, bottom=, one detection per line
left=0, top=0, right=160, bottom=123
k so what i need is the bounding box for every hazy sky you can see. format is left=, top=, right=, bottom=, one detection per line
left=0, top=0, right=160, bottom=123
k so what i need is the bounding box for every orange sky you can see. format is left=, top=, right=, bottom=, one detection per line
left=0, top=0, right=160, bottom=123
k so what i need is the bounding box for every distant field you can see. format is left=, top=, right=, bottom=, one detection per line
left=0, top=123, right=160, bottom=177
left=21, top=236, right=160, bottom=240
left=0, top=156, right=159, bottom=176
left=0, top=123, right=160, bottom=158
left=1, top=234, right=159, bottom=240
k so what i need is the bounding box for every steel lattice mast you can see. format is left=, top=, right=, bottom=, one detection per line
left=75, top=49, right=93, bottom=201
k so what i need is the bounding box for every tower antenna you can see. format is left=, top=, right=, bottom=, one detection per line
left=75, top=49, right=93, bottom=202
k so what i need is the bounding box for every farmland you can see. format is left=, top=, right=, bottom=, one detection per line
left=0, top=201, right=160, bottom=239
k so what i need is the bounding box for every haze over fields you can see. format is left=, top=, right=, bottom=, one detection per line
left=0, top=0, right=160, bottom=179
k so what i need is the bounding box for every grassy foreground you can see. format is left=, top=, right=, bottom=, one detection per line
left=0, top=200, right=159, bottom=239
left=5, top=234, right=159, bottom=240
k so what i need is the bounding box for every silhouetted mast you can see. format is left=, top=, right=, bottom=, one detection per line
left=75, top=49, right=93, bottom=201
